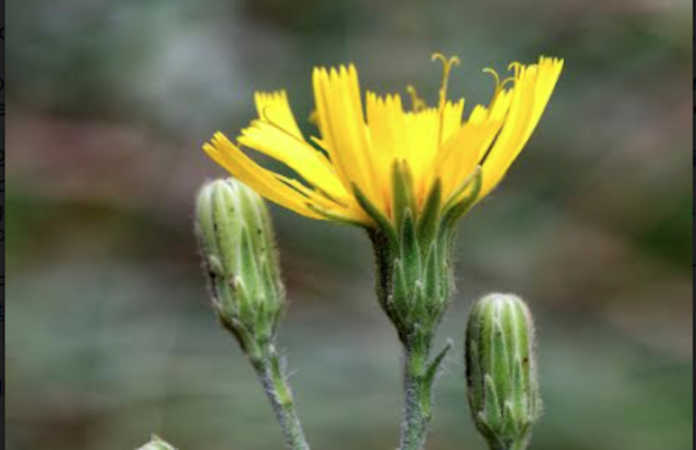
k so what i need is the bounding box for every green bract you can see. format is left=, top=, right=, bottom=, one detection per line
left=357, top=162, right=481, bottom=346
left=465, top=293, right=541, bottom=450
left=195, top=178, right=284, bottom=361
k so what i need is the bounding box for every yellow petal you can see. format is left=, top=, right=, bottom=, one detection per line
left=312, top=65, right=383, bottom=210
left=254, top=90, right=303, bottom=140
left=203, top=132, right=328, bottom=220
left=404, top=108, right=439, bottom=198
left=522, top=57, right=564, bottom=143
left=278, top=175, right=370, bottom=224
left=408, top=99, right=465, bottom=198
left=478, top=57, right=563, bottom=199
left=441, top=98, right=465, bottom=143
left=238, top=119, right=349, bottom=202
left=436, top=116, right=503, bottom=201
left=365, top=92, right=408, bottom=199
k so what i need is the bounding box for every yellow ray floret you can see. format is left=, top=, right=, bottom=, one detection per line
left=202, top=55, right=563, bottom=228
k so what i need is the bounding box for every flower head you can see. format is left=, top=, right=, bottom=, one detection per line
left=203, top=54, right=563, bottom=229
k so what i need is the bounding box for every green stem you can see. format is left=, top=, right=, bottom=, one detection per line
left=400, top=343, right=432, bottom=450
left=399, top=339, right=450, bottom=450
left=251, top=344, right=310, bottom=450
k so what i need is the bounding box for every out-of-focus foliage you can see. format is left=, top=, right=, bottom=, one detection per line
left=7, top=0, right=692, bottom=449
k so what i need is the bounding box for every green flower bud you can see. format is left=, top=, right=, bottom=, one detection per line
left=136, top=435, right=176, bottom=450
left=194, top=178, right=284, bottom=360
left=465, top=293, right=540, bottom=450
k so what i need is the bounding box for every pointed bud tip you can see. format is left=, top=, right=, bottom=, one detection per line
left=136, top=435, right=176, bottom=450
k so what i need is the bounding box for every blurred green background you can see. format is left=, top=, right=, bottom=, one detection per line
left=6, top=1, right=692, bottom=449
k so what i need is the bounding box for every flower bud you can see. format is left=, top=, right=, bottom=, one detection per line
left=194, top=178, right=284, bottom=360
left=136, top=435, right=176, bottom=450
left=465, top=293, right=540, bottom=450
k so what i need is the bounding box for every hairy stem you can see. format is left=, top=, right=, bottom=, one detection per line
left=251, top=344, right=310, bottom=450
left=400, top=343, right=431, bottom=450
left=399, top=339, right=450, bottom=450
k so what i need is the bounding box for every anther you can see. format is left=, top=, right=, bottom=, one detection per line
left=431, top=53, right=461, bottom=107
left=431, top=52, right=461, bottom=145
left=507, top=61, right=522, bottom=77
left=483, top=67, right=516, bottom=107
left=482, top=67, right=501, bottom=90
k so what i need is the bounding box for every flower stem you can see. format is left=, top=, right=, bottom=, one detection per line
left=399, top=338, right=451, bottom=450
left=251, top=344, right=310, bottom=450
left=400, top=344, right=431, bottom=450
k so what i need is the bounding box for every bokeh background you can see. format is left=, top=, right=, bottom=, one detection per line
left=6, top=1, right=692, bottom=449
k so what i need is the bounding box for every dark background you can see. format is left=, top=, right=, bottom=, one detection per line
left=6, top=1, right=692, bottom=449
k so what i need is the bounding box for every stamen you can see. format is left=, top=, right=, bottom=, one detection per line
left=499, top=76, right=516, bottom=90
left=482, top=68, right=501, bottom=90
left=431, top=52, right=460, bottom=145
left=483, top=67, right=516, bottom=108
left=406, top=85, right=427, bottom=112
left=507, top=61, right=522, bottom=77
left=431, top=53, right=461, bottom=108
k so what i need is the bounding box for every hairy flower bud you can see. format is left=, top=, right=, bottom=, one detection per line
left=136, top=435, right=176, bottom=450
left=194, top=178, right=284, bottom=360
left=465, top=293, right=540, bottom=450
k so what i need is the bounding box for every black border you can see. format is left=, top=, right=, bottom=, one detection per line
left=1, top=0, right=5, bottom=447
left=692, top=0, right=695, bottom=447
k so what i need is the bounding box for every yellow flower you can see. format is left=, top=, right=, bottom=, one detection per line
left=203, top=54, right=563, bottom=228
